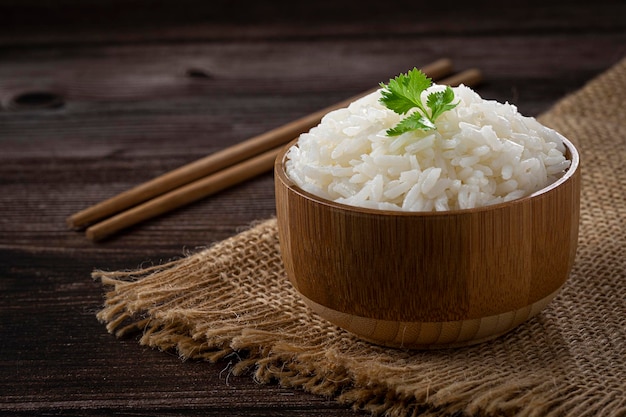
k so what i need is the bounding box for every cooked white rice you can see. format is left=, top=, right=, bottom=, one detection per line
left=285, top=84, right=571, bottom=211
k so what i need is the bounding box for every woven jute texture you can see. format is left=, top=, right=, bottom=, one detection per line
left=96, top=58, right=626, bottom=417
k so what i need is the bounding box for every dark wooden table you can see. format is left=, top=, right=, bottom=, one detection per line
left=1, top=1, right=624, bottom=415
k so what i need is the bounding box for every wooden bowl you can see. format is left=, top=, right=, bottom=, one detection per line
left=274, top=138, right=580, bottom=349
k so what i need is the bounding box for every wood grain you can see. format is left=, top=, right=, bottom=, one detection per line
left=299, top=286, right=560, bottom=349
left=67, top=58, right=454, bottom=232
left=0, top=0, right=623, bottom=415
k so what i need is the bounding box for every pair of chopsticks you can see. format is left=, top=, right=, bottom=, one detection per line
left=68, top=58, right=483, bottom=241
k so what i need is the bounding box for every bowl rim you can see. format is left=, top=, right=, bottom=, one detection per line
left=275, top=136, right=580, bottom=216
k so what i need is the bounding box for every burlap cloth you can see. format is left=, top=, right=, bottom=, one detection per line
left=96, top=58, right=626, bottom=417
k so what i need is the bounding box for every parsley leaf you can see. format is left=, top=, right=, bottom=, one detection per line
left=379, top=68, right=458, bottom=136
left=385, top=113, right=435, bottom=136
left=426, top=86, right=457, bottom=121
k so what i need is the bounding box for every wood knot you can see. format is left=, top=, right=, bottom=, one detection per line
left=186, top=68, right=213, bottom=79
left=8, top=91, right=65, bottom=110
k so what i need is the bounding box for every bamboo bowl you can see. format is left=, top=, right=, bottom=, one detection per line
left=274, top=138, right=580, bottom=349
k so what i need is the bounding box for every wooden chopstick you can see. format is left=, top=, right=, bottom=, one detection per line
left=75, top=64, right=483, bottom=241
left=438, top=68, right=483, bottom=89
left=86, top=148, right=280, bottom=241
left=67, top=58, right=454, bottom=230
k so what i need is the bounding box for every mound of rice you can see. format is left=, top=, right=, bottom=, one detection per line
left=285, top=84, right=571, bottom=211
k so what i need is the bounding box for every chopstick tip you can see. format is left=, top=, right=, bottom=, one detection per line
left=85, top=226, right=104, bottom=242
left=440, top=68, right=483, bottom=88
left=66, top=214, right=82, bottom=230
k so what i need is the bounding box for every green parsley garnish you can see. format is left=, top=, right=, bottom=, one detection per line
left=379, top=68, right=458, bottom=136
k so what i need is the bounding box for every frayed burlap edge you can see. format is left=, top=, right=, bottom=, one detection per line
left=95, top=219, right=580, bottom=417
left=95, top=57, right=626, bottom=417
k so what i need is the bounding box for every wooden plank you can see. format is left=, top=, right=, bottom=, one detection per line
left=0, top=1, right=624, bottom=45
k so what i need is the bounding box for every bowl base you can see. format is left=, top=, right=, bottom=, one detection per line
left=299, top=286, right=561, bottom=349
